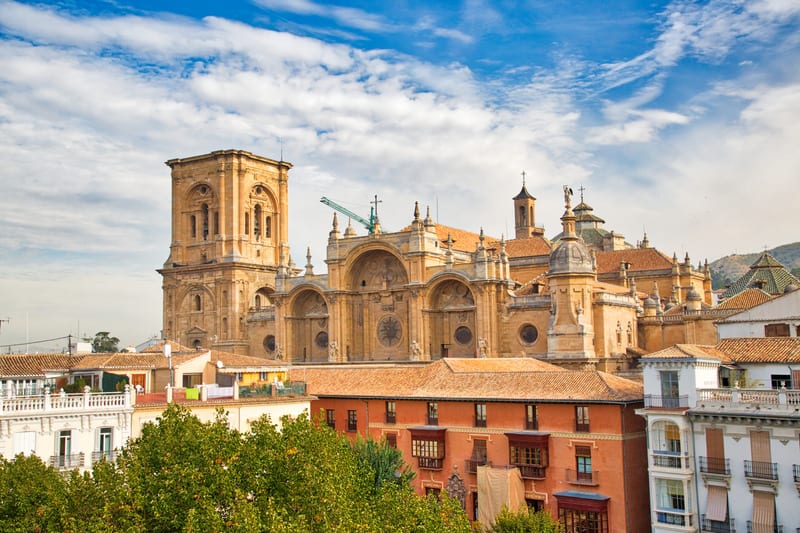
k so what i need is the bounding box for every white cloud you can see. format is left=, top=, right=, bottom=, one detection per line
left=0, top=0, right=798, bottom=349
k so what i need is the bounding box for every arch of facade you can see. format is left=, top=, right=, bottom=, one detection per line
left=174, top=284, right=217, bottom=348
left=247, top=183, right=277, bottom=240
left=342, top=248, right=411, bottom=361
left=286, top=287, right=329, bottom=363
left=425, top=275, right=477, bottom=358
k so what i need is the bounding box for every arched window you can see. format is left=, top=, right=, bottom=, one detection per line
left=190, top=215, right=197, bottom=238
left=518, top=206, right=526, bottom=225
left=265, top=216, right=271, bottom=238
left=255, top=295, right=262, bottom=309
left=201, top=204, right=209, bottom=240
left=194, top=295, right=202, bottom=311
left=222, top=317, right=228, bottom=337
left=244, top=213, right=249, bottom=235
left=254, top=205, right=262, bottom=237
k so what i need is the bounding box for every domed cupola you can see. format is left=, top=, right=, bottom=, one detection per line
left=548, top=186, right=595, bottom=276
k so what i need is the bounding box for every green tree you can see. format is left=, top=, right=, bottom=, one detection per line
left=0, top=454, right=68, bottom=532
left=352, top=434, right=415, bottom=490
left=90, top=331, right=120, bottom=353
left=117, top=404, right=243, bottom=532
left=477, top=506, right=563, bottom=533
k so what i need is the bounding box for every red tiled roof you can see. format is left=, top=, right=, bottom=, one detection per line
left=641, top=344, right=730, bottom=362
left=595, top=248, right=674, bottom=274
left=716, top=288, right=773, bottom=310
left=0, top=354, right=85, bottom=377
left=716, top=337, right=800, bottom=363
left=209, top=349, right=287, bottom=369
left=289, top=358, right=643, bottom=402
left=503, top=237, right=553, bottom=258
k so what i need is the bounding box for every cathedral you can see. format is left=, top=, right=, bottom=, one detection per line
left=159, top=150, right=713, bottom=371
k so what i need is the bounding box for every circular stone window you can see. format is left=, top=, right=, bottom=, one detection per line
left=263, top=335, right=276, bottom=353
left=377, top=315, right=402, bottom=347
left=454, top=326, right=473, bottom=345
left=519, top=324, right=539, bottom=345
left=315, top=331, right=329, bottom=349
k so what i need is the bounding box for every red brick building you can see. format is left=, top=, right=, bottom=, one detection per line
left=290, top=358, right=649, bottom=532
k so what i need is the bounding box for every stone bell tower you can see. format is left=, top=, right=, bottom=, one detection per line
left=158, top=150, right=291, bottom=354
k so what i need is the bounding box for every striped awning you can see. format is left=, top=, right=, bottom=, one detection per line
left=752, top=491, right=775, bottom=533
left=705, top=485, right=727, bottom=522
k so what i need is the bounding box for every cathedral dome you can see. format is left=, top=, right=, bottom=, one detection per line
left=686, top=288, right=702, bottom=301
left=548, top=238, right=594, bottom=275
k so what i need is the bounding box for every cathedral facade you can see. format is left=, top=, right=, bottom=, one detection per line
left=160, top=150, right=712, bottom=371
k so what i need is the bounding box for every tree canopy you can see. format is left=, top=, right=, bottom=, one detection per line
left=88, top=331, right=120, bottom=353
left=0, top=405, right=470, bottom=532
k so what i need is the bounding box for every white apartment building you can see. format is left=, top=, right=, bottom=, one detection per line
left=0, top=386, right=133, bottom=471
left=717, top=287, right=800, bottom=340
left=637, top=337, right=800, bottom=533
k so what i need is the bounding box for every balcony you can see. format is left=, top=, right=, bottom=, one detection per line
left=474, top=417, right=487, bottom=428
left=50, top=453, right=85, bottom=470
left=653, top=451, right=688, bottom=469
left=516, top=464, right=546, bottom=479
left=701, top=515, right=735, bottom=533
left=385, top=412, right=396, bottom=424
left=744, top=460, right=778, bottom=481
left=465, top=458, right=487, bottom=474
left=565, top=468, right=598, bottom=486
left=700, top=457, right=731, bottom=476
left=695, top=388, right=800, bottom=414
left=418, top=457, right=443, bottom=470
left=525, top=419, right=539, bottom=431
left=427, top=416, right=438, bottom=426
left=91, top=450, right=117, bottom=464
left=656, top=510, right=693, bottom=527
left=746, top=522, right=782, bottom=533
left=644, top=394, right=689, bottom=409
left=574, top=422, right=590, bottom=432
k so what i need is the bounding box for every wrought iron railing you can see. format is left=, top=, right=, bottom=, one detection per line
left=644, top=394, right=689, bottom=408
left=91, top=450, right=117, bottom=463
left=465, top=458, right=487, bottom=474
left=653, top=452, right=686, bottom=468
left=565, top=468, right=598, bottom=485
left=744, top=460, right=778, bottom=480
left=656, top=510, right=692, bottom=527
left=50, top=453, right=85, bottom=469
left=701, top=515, right=735, bottom=533
left=700, top=456, right=731, bottom=475
left=746, top=522, right=782, bottom=533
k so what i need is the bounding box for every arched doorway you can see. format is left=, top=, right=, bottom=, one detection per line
left=427, top=279, right=476, bottom=358
left=288, top=290, right=328, bottom=362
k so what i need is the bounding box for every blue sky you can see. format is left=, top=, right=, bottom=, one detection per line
left=0, top=0, right=798, bottom=351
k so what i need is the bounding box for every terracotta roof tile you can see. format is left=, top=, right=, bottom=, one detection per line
left=209, top=349, right=287, bottom=369
left=595, top=249, right=674, bottom=274
left=503, top=237, right=553, bottom=258
left=289, top=358, right=642, bottom=402
left=716, top=288, right=773, bottom=310
left=642, top=344, right=730, bottom=362
left=715, top=337, right=800, bottom=363
left=0, top=354, right=85, bottom=377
